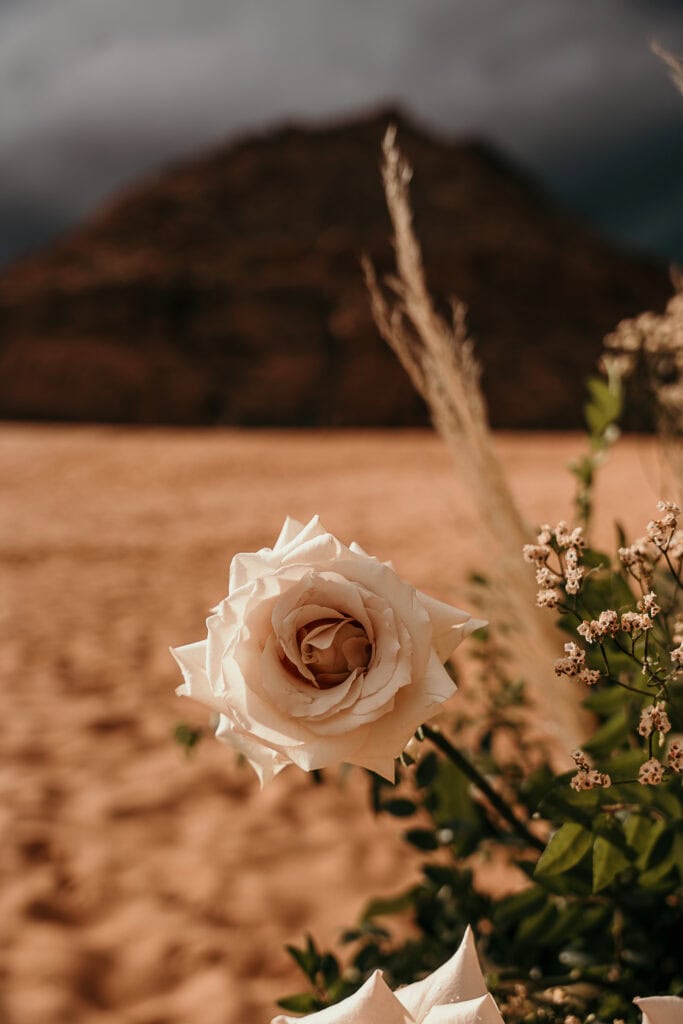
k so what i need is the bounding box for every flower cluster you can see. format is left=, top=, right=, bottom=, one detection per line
left=619, top=503, right=683, bottom=584
left=570, top=750, right=611, bottom=792
left=554, top=642, right=600, bottom=686
left=524, top=499, right=683, bottom=812
left=637, top=702, right=671, bottom=739
left=638, top=757, right=665, bottom=787
left=620, top=611, right=654, bottom=635
left=523, top=521, right=585, bottom=607
left=670, top=643, right=683, bottom=668
left=577, top=610, right=620, bottom=644
left=604, top=286, right=683, bottom=432
left=667, top=740, right=683, bottom=773
left=646, top=502, right=680, bottom=548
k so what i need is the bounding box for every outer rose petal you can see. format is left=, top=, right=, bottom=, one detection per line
left=271, top=970, right=413, bottom=1024
left=422, top=994, right=504, bottom=1024
left=171, top=640, right=227, bottom=715
left=348, top=752, right=397, bottom=781
left=273, top=516, right=310, bottom=551
left=214, top=714, right=288, bottom=788
left=634, top=996, right=683, bottom=1024
left=395, top=927, right=487, bottom=1021
left=229, top=516, right=328, bottom=592
left=417, top=591, right=487, bottom=662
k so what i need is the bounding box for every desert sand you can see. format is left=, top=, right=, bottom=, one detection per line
left=0, top=426, right=667, bottom=1024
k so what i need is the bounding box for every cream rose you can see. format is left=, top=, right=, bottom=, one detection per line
left=172, top=516, right=484, bottom=784
left=634, top=996, right=683, bottom=1024
left=271, top=926, right=503, bottom=1024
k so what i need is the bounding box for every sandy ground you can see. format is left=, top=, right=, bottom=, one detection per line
left=0, top=426, right=667, bottom=1024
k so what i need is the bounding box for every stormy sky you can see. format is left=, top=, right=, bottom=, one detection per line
left=1, top=0, right=682, bottom=266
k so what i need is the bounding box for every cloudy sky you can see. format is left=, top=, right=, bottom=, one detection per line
left=1, top=0, right=682, bottom=266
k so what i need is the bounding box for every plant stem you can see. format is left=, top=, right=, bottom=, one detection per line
left=421, top=724, right=545, bottom=852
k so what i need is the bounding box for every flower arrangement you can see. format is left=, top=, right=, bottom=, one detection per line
left=172, top=49, right=683, bottom=1024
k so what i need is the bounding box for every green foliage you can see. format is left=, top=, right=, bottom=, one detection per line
left=278, top=935, right=349, bottom=1013
left=278, top=374, right=683, bottom=1023
left=570, top=371, right=623, bottom=528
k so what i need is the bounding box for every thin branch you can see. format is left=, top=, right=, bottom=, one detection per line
left=422, top=725, right=545, bottom=852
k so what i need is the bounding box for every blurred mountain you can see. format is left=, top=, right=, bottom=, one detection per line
left=0, top=109, right=672, bottom=428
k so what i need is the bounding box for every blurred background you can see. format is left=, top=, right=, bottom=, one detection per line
left=0, top=3, right=681, bottom=1023
left=0, top=0, right=682, bottom=428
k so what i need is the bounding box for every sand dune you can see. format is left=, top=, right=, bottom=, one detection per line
left=0, top=427, right=663, bottom=1023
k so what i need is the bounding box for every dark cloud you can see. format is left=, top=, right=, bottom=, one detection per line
left=1, top=0, right=682, bottom=264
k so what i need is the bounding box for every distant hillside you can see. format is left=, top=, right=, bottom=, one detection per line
left=0, top=109, right=671, bottom=427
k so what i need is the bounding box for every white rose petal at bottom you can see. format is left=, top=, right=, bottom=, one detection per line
left=271, top=971, right=412, bottom=1024
left=422, top=994, right=504, bottom=1024
left=395, top=926, right=487, bottom=1019
left=634, top=996, right=683, bottom=1024
left=270, top=928, right=503, bottom=1024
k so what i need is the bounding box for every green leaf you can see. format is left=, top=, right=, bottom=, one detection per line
left=319, top=953, right=340, bottom=989
left=404, top=828, right=439, bottom=851
left=276, top=993, right=321, bottom=1014
left=516, top=899, right=557, bottom=943
left=423, top=864, right=458, bottom=887
left=593, top=834, right=632, bottom=892
left=675, top=830, right=683, bottom=882
left=415, top=751, right=439, bottom=788
left=583, top=685, right=627, bottom=716
left=173, top=721, right=203, bottom=755
left=535, top=822, right=594, bottom=877
left=583, top=708, right=630, bottom=758
left=540, top=901, right=587, bottom=945
left=492, top=886, right=546, bottom=928
left=539, top=778, right=600, bottom=828
left=424, top=758, right=488, bottom=856
left=584, top=376, right=622, bottom=437
left=285, top=936, right=320, bottom=980
left=362, top=891, right=416, bottom=922
left=381, top=798, right=417, bottom=818
left=624, top=815, right=667, bottom=868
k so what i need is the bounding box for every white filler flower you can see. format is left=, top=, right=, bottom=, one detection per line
left=271, top=926, right=502, bottom=1024
left=172, top=516, right=484, bottom=784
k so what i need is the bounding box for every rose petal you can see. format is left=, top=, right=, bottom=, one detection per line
left=331, top=556, right=434, bottom=676
left=214, top=714, right=288, bottom=787
left=348, top=752, right=397, bottom=782
left=417, top=591, right=487, bottom=662
left=634, top=996, right=683, bottom=1024
left=279, top=603, right=344, bottom=684
left=229, top=517, right=329, bottom=593
left=280, top=726, right=374, bottom=771
left=273, top=516, right=309, bottom=551
left=276, top=573, right=376, bottom=644
left=395, top=926, right=487, bottom=1020
left=171, top=640, right=227, bottom=714
left=271, top=970, right=412, bottom=1024
left=350, top=650, right=456, bottom=764
left=261, top=635, right=361, bottom=720
left=422, top=994, right=504, bottom=1024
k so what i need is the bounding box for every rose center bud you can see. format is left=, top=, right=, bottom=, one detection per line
left=297, top=617, right=373, bottom=689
